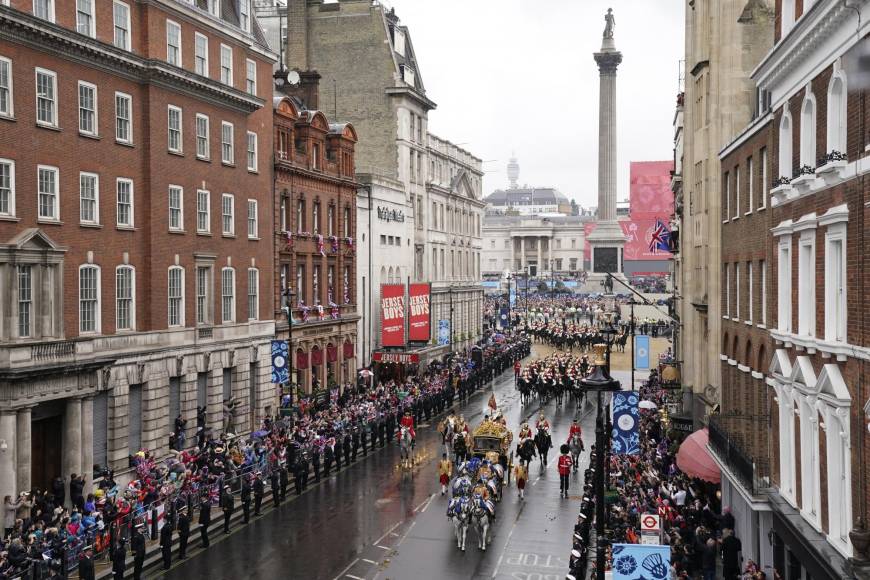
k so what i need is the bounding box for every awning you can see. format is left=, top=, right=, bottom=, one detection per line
left=676, top=428, right=721, bottom=483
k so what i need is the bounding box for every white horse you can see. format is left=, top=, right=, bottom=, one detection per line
left=472, top=495, right=494, bottom=551
left=399, top=425, right=414, bottom=468
left=447, top=497, right=471, bottom=551
left=568, top=432, right=584, bottom=473
left=441, top=417, right=457, bottom=456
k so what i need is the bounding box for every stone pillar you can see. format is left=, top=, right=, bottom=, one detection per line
left=80, top=397, right=94, bottom=488
left=536, top=238, right=542, bottom=271
left=16, top=407, right=32, bottom=493
left=520, top=237, right=526, bottom=270
left=62, top=398, right=82, bottom=505
left=548, top=238, right=553, bottom=271
left=0, top=411, right=17, bottom=503
left=510, top=236, right=516, bottom=271
left=594, top=43, right=622, bottom=222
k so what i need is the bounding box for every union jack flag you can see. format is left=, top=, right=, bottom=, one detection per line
left=648, top=219, right=671, bottom=254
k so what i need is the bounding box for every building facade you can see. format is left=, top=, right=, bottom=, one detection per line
left=712, top=0, right=870, bottom=577
left=0, top=0, right=276, bottom=500
left=273, top=94, right=359, bottom=394
left=482, top=215, right=589, bottom=276
left=677, top=0, right=774, bottom=424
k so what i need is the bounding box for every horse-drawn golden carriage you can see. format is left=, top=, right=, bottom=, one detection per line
left=471, top=418, right=514, bottom=484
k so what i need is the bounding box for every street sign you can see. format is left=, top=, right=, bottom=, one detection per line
left=641, top=514, right=661, bottom=532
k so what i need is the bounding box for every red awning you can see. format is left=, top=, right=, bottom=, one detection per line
left=311, top=347, right=323, bottom=366
left=676, top=428, right=721, bottom=484
left=343, top=341, right=354, bottom=358
left=327, top=344, right=338, bottom=363
left=296, top=349, right=309, bottom=369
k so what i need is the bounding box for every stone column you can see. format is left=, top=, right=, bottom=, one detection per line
left=536, top=238, right=542, bottom=271
left=548, top=238, right=553, bottom=271
left=594, top=43, right=622, bottom=223
left=0, top=411, right=17, bottom=503
left=510, top=236, right=516, bottom=271
left=520, top=237, right=526, bottom=270
left=16, top=407, right=32, bottom=493
left=62, top=397, right=82, bottom=506
left=80, top=397, right=94, bottom=488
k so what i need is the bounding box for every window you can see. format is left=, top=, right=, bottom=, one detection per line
left=312, top=143, right=320, bottom=170
left=116, top=265, right=134, bottom=331
left=723, top=171, right=730, bottom=219
left=296, top=265, right=305, bottom=304
left=76, top=0, right=95, bottom=36
left=79, top=172, right=99, bottom=224
left=0, top=159, right=15, bottom=217
left=194, top=33, right=209, bottom=77
left=77, top=82, right=98, bottom=136
left=800, top=94, right=816, bottom=170
left=825, top=225, right=846, bottom=342
left=0, top=57, right=12, bottom=118
left=247, top=268, right=258, bottom=320
left=113, top=1, right=131, bottom=50
left=246, top=131, right=257, bottom=171
left=18, top=265, right=31, bottom=337
left=779, top=112, right=793, bottom=180
left=37, top=165, right=58, bottom=220
left=221, top=193, right=234, bottom=235
left=782, top=0, right=795, bottom=35
left=247, top=199, right=258, bottom=238
left=79, top=265, right=100, bottom=333
left=166, top=20, right=181, bottom=66
left=733, top=166, right=740, bottom=219
left=296, top=200, right=305, bottom=233
left=221, top=267, right=235, bottom=323
left=35, top=69, right=57, bottom=127
left=827, top=74, right=847, bottom=155
left=313, top=202, right=320, bottom=234
left=798, top=234, right=815, bottom=336
left=313, top=265, right=320, bottom=303
left=221, top=122, right=234, bottom=164
left=115, top=92, right=132, bottom=144
left=196, top=266, right=211, bottom=324
left=747, top=262, right=753, bottom=323
left=196, top=189, right=210, bottom=233
left=168, top=185, right=183, bottom=230
left=725, top=264, right=730, bottom=318
left=761, top=259, right=767, bottom=326
left=220, top=44, right=233, bottom=86
left=343, top=206, right=351, bottom=237
left=195, top=114, right=209, bottom=159
left=246, top=59, right=257, bottom=95
left=746, top=157, right=753, bottom=213
left=116, top=178, right=133, bottom=227
left=777, top=239, right=792, bottom=332
left=327, top=205, right=335, bottom=236
left=33, top=0, right=54, bottom=22
left=239, top=0, right=250, bottom=31
left=168, top=266, right=185, bottom=327
left=168, top=106, right=182, bottom=153
left=760, top=147, right=767, bottom=209
left=280, top=197, right=287, bottom=231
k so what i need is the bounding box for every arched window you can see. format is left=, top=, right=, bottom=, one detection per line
left=800, top=94, right=816, bottom=169
left=79, top=264, right=101, bottom=334
left=116, top=265, right=136, bottom=331
left=778, top=110, right=793, bottom=180
left=745, top=340, right=753, bottom=369
left=827, top=73, right=847, bottom=155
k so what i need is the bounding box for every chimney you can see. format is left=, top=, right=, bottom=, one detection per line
left=281, top=70, right=321, bottom=110
left=286, top=0, right=308, bottom=70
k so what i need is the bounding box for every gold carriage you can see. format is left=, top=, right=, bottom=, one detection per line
left=471, top=418, right=514, bottom=484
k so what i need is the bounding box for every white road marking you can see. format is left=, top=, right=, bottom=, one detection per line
left=413, top=493, right=435, bottom=513
left=375, top=544, right=391, bottom=550
left=396, top=521, right=416, bottom=547
left=361, top=558, right=377, bottom=565
left=332, top=558, right=359, bottom=580
left=345, top=575, right=364, bottom=580
left=491, top=512, right=521, bottom=578
left=373, top=521, right=401, bottom=545
left=389, top=532, right=399, bottom=537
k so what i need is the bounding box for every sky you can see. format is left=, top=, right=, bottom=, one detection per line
left=386, top=0, right=685, bottom=208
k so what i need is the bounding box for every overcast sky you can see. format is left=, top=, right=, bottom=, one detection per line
left=387, top=0, right=685, bottom=208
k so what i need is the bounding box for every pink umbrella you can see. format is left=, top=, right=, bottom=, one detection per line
left=675, top=428, right=721, bottom=484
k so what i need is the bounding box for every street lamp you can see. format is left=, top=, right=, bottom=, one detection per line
left=580, top=341, right=621, bottom=580
left=282, top=287, right=297, bottom=398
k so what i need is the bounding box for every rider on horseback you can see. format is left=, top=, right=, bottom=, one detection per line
left=535, top=411, right=551, bottom=433
left=399, top=410, right=416, bottom=443
left=517, top=422, right=533, bottom=443
left=567, top=419, right=582, bottom=442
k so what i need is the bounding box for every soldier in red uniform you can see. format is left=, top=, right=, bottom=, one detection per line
left=566, top=419, right=582, bottom=442
left=399, top=410, right=416, bottom=441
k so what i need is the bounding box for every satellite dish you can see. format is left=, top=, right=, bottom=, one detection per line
left=287, top=70, right=300, bottom=85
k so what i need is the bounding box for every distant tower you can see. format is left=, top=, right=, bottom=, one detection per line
left=507, top=155, right=519, bottom=189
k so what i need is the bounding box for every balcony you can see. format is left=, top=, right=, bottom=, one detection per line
left=707, top=414, right=770, bottom=496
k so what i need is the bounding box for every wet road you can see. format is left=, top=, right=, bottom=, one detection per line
left=160, top=350, right=601, bottom=580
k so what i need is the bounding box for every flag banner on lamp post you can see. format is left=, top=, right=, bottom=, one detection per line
left=408, top=283, right=431, bottom=342
left=437, top=319, right=450, bottom=345
left=635, top=334, right=650, bottom=370
left=271, top=340, right=289, bottom=384
left=611, top=543, right=671, bottom=580
left=611, top=391, right=640, bottom=455
left=509, top=286, right=516, bottom=307
left=499, top=307, right=510, bottom=329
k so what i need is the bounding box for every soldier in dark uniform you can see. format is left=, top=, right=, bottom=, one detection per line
left=270, top=469, right=280, bottom=506
left=343, top=430, right=352, bottom=466
left=112, top=538, right=127, bottom=580
left=253, top=472, right=265, bottom=515
left=385, top=412, right=395, bottom=445
left=131, top=524, right=146, bottom=580
left=323, top=441, right=334, bottom=476
left=160, top=514, right=173, bottom=570
left=369, top=418, right=378, bottom=451
left=199, top=495, right=211, bottom=548
left=241, top=475, right=252, bottom=523
left=177, top=505, right=190, bottom=559
left=279, top=463, right=289, bottom=501
left=220, top=485, right=234, bottom=533
left=79, top=546, right=96, bottom=580
left=351, top=423, right=360, bottom=462
left=311, top=447, right=321, bottom=482
left=378, top=414, right=386, bottom=447
left=360, top=420, right=368, bottom=456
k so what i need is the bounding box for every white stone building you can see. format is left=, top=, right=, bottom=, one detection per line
left=482, top=215, right=590, bottom=276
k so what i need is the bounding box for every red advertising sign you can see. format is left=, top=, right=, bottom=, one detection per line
left=380, top=284, right=406, bottom=347
left=408, top=283, right=431, bottom=342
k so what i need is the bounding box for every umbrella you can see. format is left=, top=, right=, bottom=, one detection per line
left=250, top=430, right=269, bottom=439
left=639, top=400, right=658, bottom=410
left=358, top=369, right=373, bottom=377
left=675, top=428, right=721, bottom=484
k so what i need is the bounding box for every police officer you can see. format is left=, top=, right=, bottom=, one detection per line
left=160, top=514, right=173, bottom=570
left=352, top=423, right=360, bottom=462
left=253, top=472, right=265, bottom=515
left=199, top=495, right=212, bottom=548
left=279, top=463, right=289, bottom=501
left=241, top=475, right=252, bottom=524
left=79, top=546, right=96, bottom=580
left=131, top=524, right=146, bottom=580
left=221, top=485, right=234, bottom=533
left=311, top=447, right=321, bottom=482
left=112, top=538, right=127, bottom=580
left=177, top=505, right=190, bottom=559
left=298, top=451, right=310, bottom=491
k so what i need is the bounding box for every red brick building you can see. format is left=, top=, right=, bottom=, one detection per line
left=713, top=1, right=870, bottom=577
left=0, top=0, right=276, bottom=500
left=273, top=90, right=358, bottom=395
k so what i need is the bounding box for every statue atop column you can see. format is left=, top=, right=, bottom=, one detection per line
left=603, top=8, right=615, bottom=39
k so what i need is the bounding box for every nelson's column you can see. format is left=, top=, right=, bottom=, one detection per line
left=586, top=8, right=626, bottom=284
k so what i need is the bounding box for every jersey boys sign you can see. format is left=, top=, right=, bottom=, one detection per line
left=380, top=284, right=406, bottom=346
left=408, top=283, right=431, bottom=342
